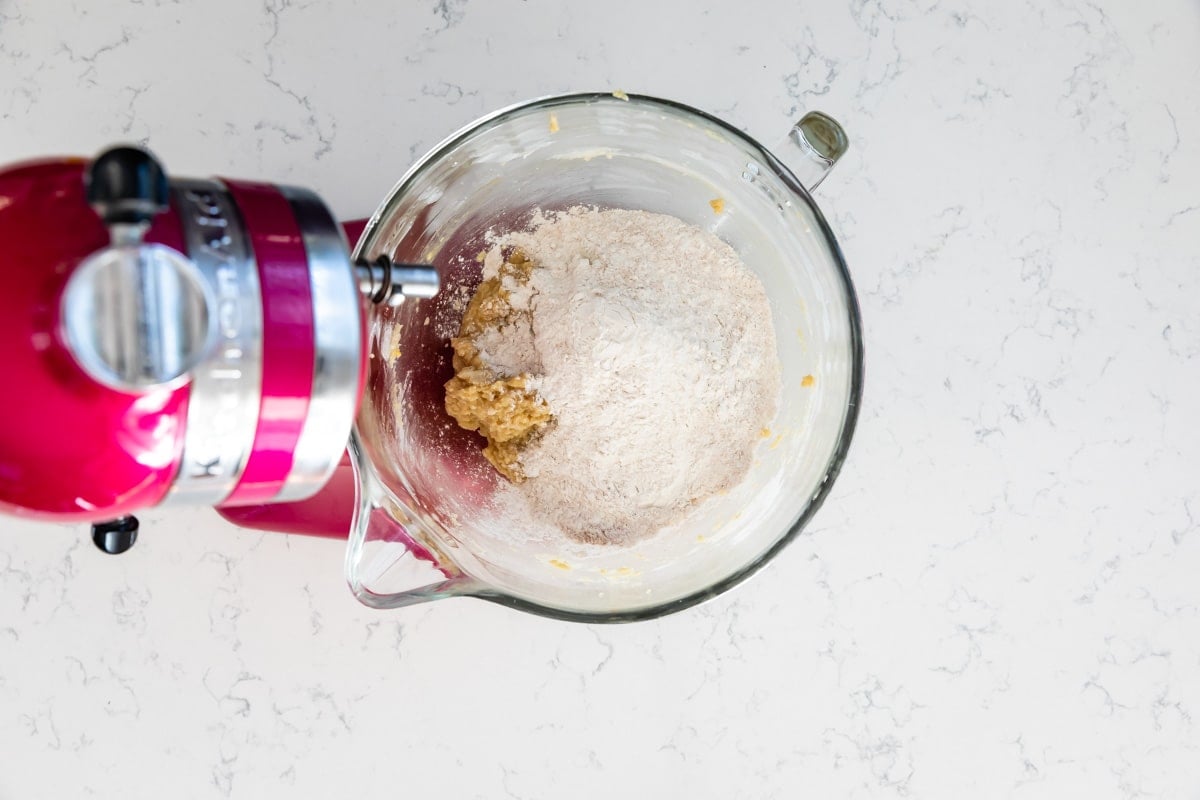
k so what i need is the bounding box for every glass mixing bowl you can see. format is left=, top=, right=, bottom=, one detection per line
left=346, top=92, right=862, bottom=621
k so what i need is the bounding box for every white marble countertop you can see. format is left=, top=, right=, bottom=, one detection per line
left=2, top=0, right=1199, bottom=797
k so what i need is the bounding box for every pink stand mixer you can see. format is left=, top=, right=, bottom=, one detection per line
left=0, top=93, right=863, bottom=622
left=0, top=145, right=428, bottom=551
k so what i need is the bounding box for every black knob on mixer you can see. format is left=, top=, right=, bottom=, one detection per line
left=91, top=516, right=139, bottom=554
left=85, top=146, right=169, bottom=226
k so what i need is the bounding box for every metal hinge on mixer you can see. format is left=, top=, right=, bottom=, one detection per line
left=354, top=255, right=439, bottom=306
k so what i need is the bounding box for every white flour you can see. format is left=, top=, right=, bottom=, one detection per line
left=478, top=207, right=779, bottom=546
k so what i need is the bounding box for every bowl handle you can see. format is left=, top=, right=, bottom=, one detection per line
left=777, top=111, right=849, bottom=193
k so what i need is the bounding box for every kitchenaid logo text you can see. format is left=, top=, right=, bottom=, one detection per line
left=171, top=184, right=260, bottom=494
left=186, top=190, right=242, bottom=354
left=184, top=188, right=240, bottom=479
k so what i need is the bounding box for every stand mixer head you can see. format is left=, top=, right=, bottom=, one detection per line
left=0, top=146, right=436, bottom=552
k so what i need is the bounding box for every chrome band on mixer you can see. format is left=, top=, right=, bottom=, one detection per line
left=272, top=184, right=362, bottom=503
left=165, top=178, right=263, bottom=506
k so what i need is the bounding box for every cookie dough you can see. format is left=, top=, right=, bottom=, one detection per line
left=444, top=250, right=553, bottom=482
